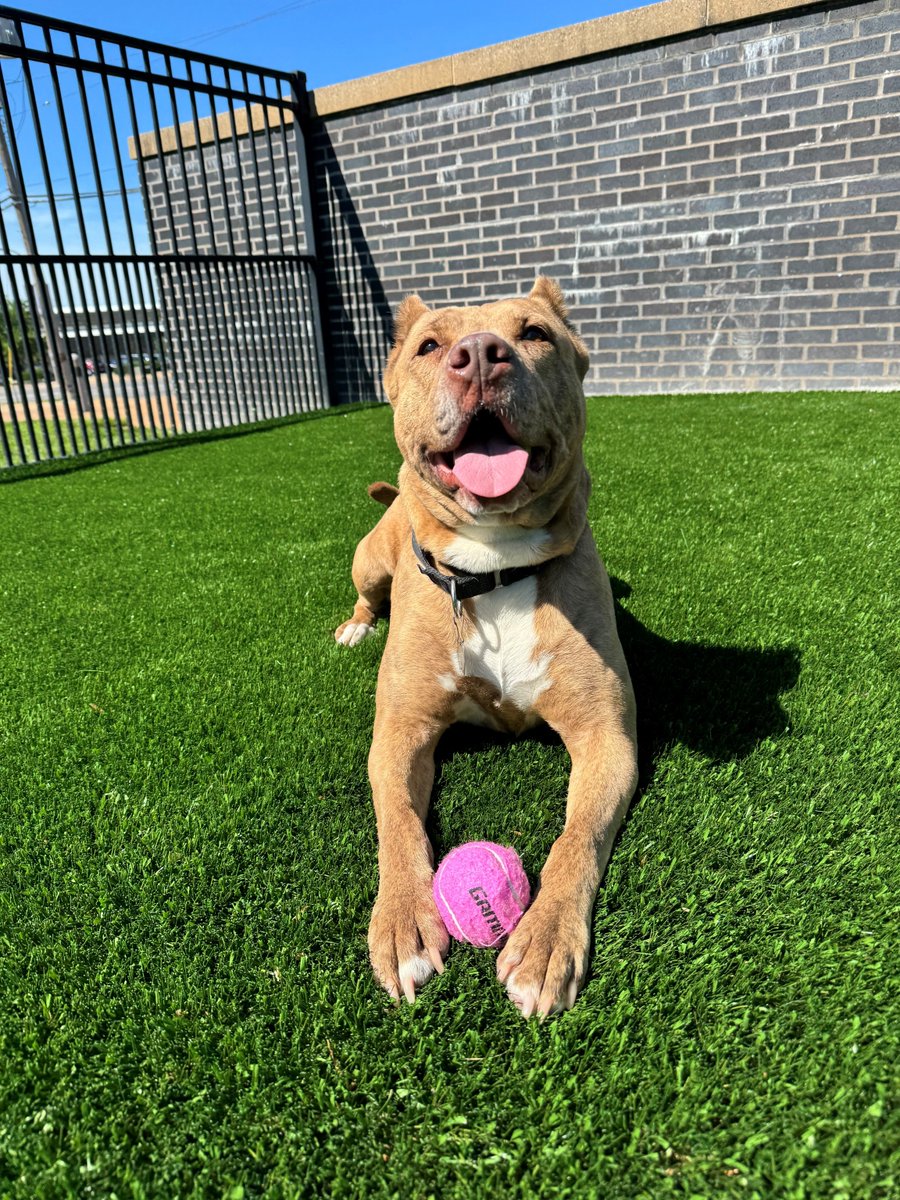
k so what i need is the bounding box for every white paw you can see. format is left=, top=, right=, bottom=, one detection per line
left=335, top=621, right=376, bottom=647
left=504, top=970, right=577, bottom=1020
left=504, top=972, right=541, bottom=1020
left=397, top=953, right=441, bottom=1004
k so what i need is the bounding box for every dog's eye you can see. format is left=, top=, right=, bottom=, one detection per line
left=522, top=325, right=550, bottom=343
left=417, top=338, right=440, bottom=356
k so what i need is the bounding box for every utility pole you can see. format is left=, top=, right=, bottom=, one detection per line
left=0, top=18, right=88, bottom=410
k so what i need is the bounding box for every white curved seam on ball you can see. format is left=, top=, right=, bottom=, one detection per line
left=436, top=865, right=470, bottom=942
left=485, top=845, right=527, bottom=913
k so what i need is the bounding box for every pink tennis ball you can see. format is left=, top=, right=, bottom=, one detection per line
left=433, top=841, right=531, bottom=948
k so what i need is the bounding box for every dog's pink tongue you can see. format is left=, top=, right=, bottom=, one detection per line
left=453, top=436, right=529, bottom=499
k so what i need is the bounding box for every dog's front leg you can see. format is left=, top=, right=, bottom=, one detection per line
left=367, top=706, right=450, bottom=1003
left=497, top=715, right=638, bottom=1020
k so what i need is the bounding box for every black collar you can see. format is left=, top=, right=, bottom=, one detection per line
left=411, top=530, right=547, bottom=605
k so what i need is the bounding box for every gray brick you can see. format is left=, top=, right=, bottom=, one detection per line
left=796, top=103, right=851, bottom=128
left=715, top=100, right=764, bottom=123
left=743, top=149, right=792, bottom=172
left=871, top=232, right=900, bottom=250
left=641, top=93, right=689, bottom=117
left=766, top=88, right=819, bottom=114
left=824, top=78, right=881, bottom=104
left=694, top=157, right=738, bottom=179
left=714, top=210, right=762, bottom=229
left=741, top=74, right=795, bottom=101
left=767, top=128, right=818, bottom=152
left=798, top=20, right=855, bottom=50
left=829, top=36, right=888, bottom=63
left=691, top=121, right=738, bottom=144
left=668, top=143, right=712, bottom=165
left=823, top=158, right=874, bottom=179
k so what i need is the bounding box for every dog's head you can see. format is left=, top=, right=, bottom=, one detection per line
left=384, top=278, right=589, bottom=527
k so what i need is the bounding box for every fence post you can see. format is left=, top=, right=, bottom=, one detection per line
left=291, top=71, right=334, bottom=410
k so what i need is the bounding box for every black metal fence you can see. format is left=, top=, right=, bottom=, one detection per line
left=0, top=6, right=329, bottom=468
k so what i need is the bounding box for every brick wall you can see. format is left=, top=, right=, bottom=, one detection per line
left=309, top=0, right=900, bottom=403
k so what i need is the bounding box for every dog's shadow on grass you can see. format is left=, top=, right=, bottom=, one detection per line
left=433, top=576, right=800, bottom=802
left=609, top=576, right=801, bottom=782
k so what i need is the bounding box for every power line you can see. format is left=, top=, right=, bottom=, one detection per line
left=1, top=186, right=142, bottom=209
left=177, top=0, right=334, bottom=48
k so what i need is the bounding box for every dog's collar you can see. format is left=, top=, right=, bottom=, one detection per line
left=411, top=530, right=546, bottom=609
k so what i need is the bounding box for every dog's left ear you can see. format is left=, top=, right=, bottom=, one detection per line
left=529, top=276, right=570, bottom=321
left=529, top=277, right=590, bottom=380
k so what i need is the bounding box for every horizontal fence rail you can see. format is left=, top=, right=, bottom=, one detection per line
left=0, top=6, right=328, bottom=469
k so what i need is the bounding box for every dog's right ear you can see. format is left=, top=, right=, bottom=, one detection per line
left=384, top=294, right=431, bottom=406
left=393, top=294, right=430, bottom=344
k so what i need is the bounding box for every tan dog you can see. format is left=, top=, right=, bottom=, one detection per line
left=335, top=278, right=637, bottom=1019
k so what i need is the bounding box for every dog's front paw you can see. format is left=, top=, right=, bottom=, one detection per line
left=496, top=896, right=591, bottom=1020
left=335, top=618, right=376, bottom=646
left=368, top=881, right=450, bottom=1004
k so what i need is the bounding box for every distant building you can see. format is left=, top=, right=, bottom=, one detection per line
left=57, top=305, right=162, bottom=348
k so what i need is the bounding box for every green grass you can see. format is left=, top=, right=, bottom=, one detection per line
left=0, top=392, right=897, bottom=1199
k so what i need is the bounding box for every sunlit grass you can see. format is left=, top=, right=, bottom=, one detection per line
left=0, top=392, right=896, bottom=1198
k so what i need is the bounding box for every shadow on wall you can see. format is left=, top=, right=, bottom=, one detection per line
left=312, top=125, right=394, bottom=406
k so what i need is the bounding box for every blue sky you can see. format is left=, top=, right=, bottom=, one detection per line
left=35, top=0, right=636, bottom=89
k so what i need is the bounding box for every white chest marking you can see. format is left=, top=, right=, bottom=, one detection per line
left=443, top=527, right=552, bottom=572
left=448, top=576, right=553, bottom=728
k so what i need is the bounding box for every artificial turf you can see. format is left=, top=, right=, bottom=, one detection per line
left=0, top=391, right=897, bottom=1199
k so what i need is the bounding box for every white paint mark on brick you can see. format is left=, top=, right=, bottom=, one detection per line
left=438, top=98, right=486, bottom=122
left=505, top=88, right=535, bottom=111
left=437, top=153, right=464, bottom=185
left=742, top=34, right=789, bottom=76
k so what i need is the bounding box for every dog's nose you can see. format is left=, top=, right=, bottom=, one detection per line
left=446, top=332, right=513, bottom=388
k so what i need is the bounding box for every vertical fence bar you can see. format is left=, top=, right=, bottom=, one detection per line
left=42, top=35, right=132, bottom=449
left=95, top=44, right=170, bottom=433
left=75, top=33, right=158, bottom=440
left=150, top=51, right=234, bottom=431
left=217, top=69, right=263, bottom=423
left=11, top=44, right=108, bottom=453
left=180, top=70, right=234, bottom=425
left=245, top=76, right=292, bottom=419
left=236, top=69, right=281, bottom=418
left=0, top=56, right=75, bottom=456
left=0, top=267, right=25, bottom=465
left=290, top=70, right=332, bottom=410
left=266, top=257, right=294, bottom=417
left=118, top=51, right=187, bottom=433
left=265, top=260, right=294, bottom=417
left=53, top=33, right=136, bottom=445
left=3, top=263, right=40, bottom=459
left=200, top=62, right=251, bottom=426
left=182, top=60, right=258, bottom=426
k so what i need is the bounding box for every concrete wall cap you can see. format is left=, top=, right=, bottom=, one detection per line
left=310, top=0, right=807, bottom=117
left=129, top=102, right=294, bottom=161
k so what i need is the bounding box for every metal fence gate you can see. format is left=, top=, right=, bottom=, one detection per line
left=0, top=5, right=329, bottom=469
